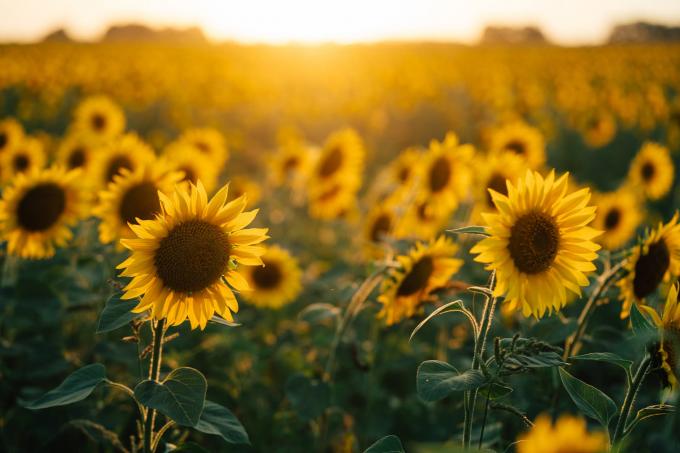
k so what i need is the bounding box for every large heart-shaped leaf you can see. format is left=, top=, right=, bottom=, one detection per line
left=285, top=374, right=330, bottom=420
left=416, top=360, right=486, bottom=402
left=364, top=435, right=404, bottom=453
left=559, top=367, right=617, bottom=430
left=134, top=367, right=207, bottom=427
left=21, top=364, right=107, bottom=409
left=194, top=400, right=250, bottom=445
left=97, top=293, right=143, bottom=333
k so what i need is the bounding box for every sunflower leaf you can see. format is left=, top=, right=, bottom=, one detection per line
left=96, top=293, right=143, bottom=333
left=569, top=352, right=633, bottom=382
left=194, top=400, right=250, bottom=445
left=447, top=226, right=490, bottom=237
left=416, top=360, right=487, bottom=402
left=558, top=367, right=617, bottom=430
left=630, top=303, right=655, bottom=337
left=21, top=363, right=107, bottom=409
left=209, top=315, right=241, bottom=327
left=363, top=435, right=405, bottom=453
left=409, top=300, right=477, bottom=342
left=624, top=404, right=675, bottom=436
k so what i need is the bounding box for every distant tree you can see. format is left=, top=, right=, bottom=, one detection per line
left=608, top=21, right=680, bottom=44
left=480, top=25, right=549, bottom=45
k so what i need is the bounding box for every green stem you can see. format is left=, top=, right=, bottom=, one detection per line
left=612, top=355, right=652, bottom=449
left=144, top=319, right=166, bottom=453
left=151, top=421, right=175, bottom=452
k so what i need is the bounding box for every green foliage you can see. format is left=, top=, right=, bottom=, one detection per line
left=21, top=364, right=107, bottom=409
left=364, top=435, right=405, bottom=453
left=416, top=360, right=487, bottom=402
left=96, top=293, right=143, bottom=333
left=194, top=400, right=250, bottom=445
left=559, top=367, right=618, bottom=430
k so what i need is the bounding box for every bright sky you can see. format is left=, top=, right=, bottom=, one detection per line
left=1, top=0, right=679, bottom=44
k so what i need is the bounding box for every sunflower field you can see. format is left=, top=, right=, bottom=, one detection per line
left=1, top=41, right=680, bottom=453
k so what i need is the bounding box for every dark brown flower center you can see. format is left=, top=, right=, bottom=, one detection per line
left=119, top=182, right=160, bottom=225
left=13, top=154, right=30, bottom=172
left=0, top=132, right=7, bottom=149
left=92, top=113, right=106, bottom=131
left=370, top=214, right=392, bottom=242
left=604, top=207, right=621, bottom=230
left=180, top=166, right=197, bottom=183
left=17, top=183, right=66, bottom=232
left=318, top=146, right=343, bottom=178
left=397, top=256, right=434, bottom=296
left=504, top=139, right=526, bottom=155
left=509, top=211, right=560, bottom=274
left=194, top=140, right=210, bottom=153
left=486, top=173, right=508, bottom=207
left=154, top=219, right=231, bottom=293
left=68, top=147, right=86, bottom=169
left=106, top=155, right=134, bottom=182
left=283, top=156, right=299, bottom=172
left=429, top=156, right=451, bottom=193
left=251, top=260, right=282, bottom=289
left=633, top=240, right=670, bottom=299
left=317, top=184, right=342, bottom=202
left=397, top=166, right=410, bottom=183
left=417, top=202, right=433, bottom=221
left=641, top=161, right=655, bottom=182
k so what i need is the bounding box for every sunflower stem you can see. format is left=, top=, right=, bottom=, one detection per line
left=612, top=354, right=652, bottom=450
left=143, top=318, right=166, bottom=453
left=463, top=271, right=496, bottom=449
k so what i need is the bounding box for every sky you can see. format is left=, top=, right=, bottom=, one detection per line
left=1, top=0, right=680, bottom=45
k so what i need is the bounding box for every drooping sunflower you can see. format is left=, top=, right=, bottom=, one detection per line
left=227, top=176, right=262, bottom=208
left=489, top=121, right=546, bottom=169
left=0, top=166, right=88, bottom=259
left=55, top=133, right=98, bottom=171
left=162, top=141, right=219, bottom=193
left=378, top=235, right=463, bottom=325
left=118, top=181, right=268, bottom=329
left=591, top=188, right=642, bottom=250
left=94, top=166, right=183, bottom=245
left=1, top=136, right=47, bottom=182
left=178, top=127, right=228, bottom=166
left=517, top=414, right=607, bottom=453
left=627, top=142, right=674, bottom=201
left=0, top=117, right=24, bottom=155
left=471, top=170, right=601, bottom=318
left=89, top=133, right=156, bottom=189
left=471, top=151, right=527, bottom=222
left=238, top=245, right=302, bottom=309
left=641, top=282, right=680, bottom=389
left=72, top=95, right=125, bottom=141
left=618, top=212, right=680, bottom=318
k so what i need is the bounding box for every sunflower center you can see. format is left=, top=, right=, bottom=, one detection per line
left=397, top=256, right=434, bottom=296
left=397, top=166, right=410, bottom=183
left=180, top=166, right=197, bottom=183
left=0, top=132, right=7, bottom=149
left=641, top=161, right=655, bottom=182
left=370, top=214, right=392, bottom=242
left=318, top=184, right=342, bottom=202
left=604, top=208, right=621, bottom=230
left=92, top=113, right=106, bottom=131
left=154, top=219, right=231, bottom=294
left=194, top=140, right=210, bottom=153
left=486, top=173, right=508, bottom=207
left=251, top=261, right=282, bottom=289
left=318, top=146, right=343, bottom=178
left=429, top=156, right=451, bottom=193
left=504, top=139, right=526, bottom=155
left=417, top=202, right=432, bottom=221
left=106, top=155, right=134, bottom=182
left=13, top=154, right=29, bottom=172
left=633, top=240, right=670, bottom=299
left=509, top=211, right=560, bottom=274
left=68, top=147, right=86, bottom=169
left=16, top=183, right=66, bottom=232
left=283, top=156, right=299, bottom=172
left=119, top=182, right=160, bottom=225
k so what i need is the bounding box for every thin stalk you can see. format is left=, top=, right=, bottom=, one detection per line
left=151, top=421, right=175, bottom=452
left=143, top=319, right=166, bottom=453
left=478, top=392, right=491, bottom=449
left=612, top=355, right=652, bottom=449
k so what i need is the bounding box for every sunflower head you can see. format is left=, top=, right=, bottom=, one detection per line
left=581, top=111, right=617, bottom=149
left=1, top=136, right=47, bottom=182
left=641, top=282, right=680, bottom=390
left=591, top=187, right=642, bottom=250
left=472, top=170, right=601, bottom=318
left=378, top=235, right=462, bottom=325
left=227, top=176, right=262, bottom=209
left=270, top=140, right=314, bottom=189
left=238, top=245, right=302, bottom=309
left=72, top=95, right=125, bottom=140
left=90, top=133, right=156, bottom=189
left=0, top=166, right=88, bottom=259
left=471, top=151, right=527, bottom=222
left=363, top=201, right=402, bottom=257
left=627, top=142, right=674, bottom=201
left=489, top=122, right=545, bottom=169
left=0, top=117, right=24, bottom=155
left=517, top=414, right=607, bottom=453
left=117, top=181, right=269, bottom=330
left=178, top=128, right=228, bottom=166
left=395, top=196, right=452, bottom=240
left=162, top=141, right=220, bottom=193
left=56, top=133, right=98, bottom=171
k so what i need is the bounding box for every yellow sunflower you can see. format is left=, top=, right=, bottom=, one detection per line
left=72, top=95, right=125, bottom=141
left=591, top=188, right=642, bottom=250
left=238, top=245, right=302, bottom=309
left=94, top=166, right=184, bottom=245
left=0, top=117, right=24, bottom=155
left=627, top=142, right=674, bottom=200
left=395, top=196, right=453, bottom=240
left=89, top=133, right=156, bottom=189
left=118, top=181, right=268, bottom=329
left=471, top=170, right=601, bottom=318
left=55, top=133, right=98, bottom=171
left=1, top=136, right=47, bottom=182
left=471, top=151, right=527, bottom=223
left=641, top=282, right=680, bottom=389
left=178, top=127, right=228, bottom=166
left=489, top=121, right=546, bottom=169
left=363, top=202, right=401, bottom=257
left=618, top=212, right=680, bottom=319
left=387, top=146, right=422, bottom=191
left=227, top=176, right=262, bottom=208
left=517, top=414, right=607, bottom=453
left=0, top=166, right=88, bottom=259
left=581, top=111, right=617, bottom=149
left=162, top=141, right=219, bottom=193
left=378, top=235, right=463, bottom=326
left=308, top=182, right=358, bottom=221
left=269, top=140, right=314, bottom=189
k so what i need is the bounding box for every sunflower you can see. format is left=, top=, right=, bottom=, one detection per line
left=0, top=117, right=24, bottom=155
left=55, top=133, right=98, bottom=171
left=618, top=212, right=680, bottom=318
left=641, top=282, right=680, bottom=389
left=627, top=142, right=674, bottom=200
left=471, top=170, right=601, bottom=318
left=388, top=146, right=422, bottom=191
left=308, top=182, right=358, bottom=221
left=517, top=414, right=607, bottom=453
left=591, top=188, right=642, bottom=250
left=395, top=196, right=453, bottom=240
left=581, top=111, right=617, bottom=149
left=471, top=151, right=527, bottom=222
left=94, top=166, right=183, bottom=245
left=238, top=245, right=302, bottom=309
left=1, top=136, right=47, bottom=182
left=363, top=202, right=401, bottom=257
left=89, top=133, right=156, bottom=189
left=489, top=121, right=546, bottom=169
left=72, top=95, right=125, bottom=141
left=227, top=176, right=262, bottom=208
left=117, top=181, right=268, bottom=329
left=378, top=235, right=462, bottom=325
left=0, top=166, right=88, bottom=259
left=269, top=140, right=314, bottom=190
left=178, top=128, right=228, bottom=166
left=162, top=141, right=219, bottom=193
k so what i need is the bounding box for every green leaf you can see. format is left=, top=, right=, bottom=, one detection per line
left=134, top=367, right=207, bottom=427
left=625, top=404, right=675, bottom=435
left=194, top=400, right=250, bottom=445
left=409, top=300, right=477, bottom=342
left=570, top=352, right=632, bottom=379
left=479, top=382, right=513, bottom=400
left=21, top=364, right=107, bottom=409
left=298, top=303, right=340, bottom=324
left=208, top=315, right=240, bottom=327
left=68, top=419, right=127, bottom=452
left=364, top=435, right=405, bottom=453
left=417, top=360, right=486, bottom=402
left=559, top=367, right=617, bottom=430
left=97, top=293, right=143, bottom=333
left=285, top=374, right=330, bottom=420
left=630, top=303, right=655, bottom=336
left=447, top=226, right=490, bottom=237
